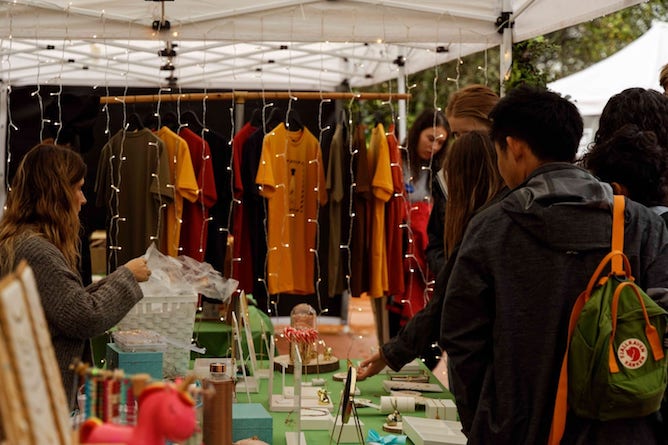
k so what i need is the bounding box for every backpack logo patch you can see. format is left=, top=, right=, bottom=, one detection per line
left=617, top=338, right=648, bottom=369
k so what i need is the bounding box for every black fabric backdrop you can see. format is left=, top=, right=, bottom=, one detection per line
left=7, top=85, right=342, bottom=318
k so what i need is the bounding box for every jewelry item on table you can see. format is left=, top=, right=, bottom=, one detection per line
left=301, top=407, right=330, bottom=417
left=317, top=388, right=330, bottom=405
left=323, top=346, right=333, bottom=361
left=382, top=397, right=404, bottom=434
left=285, top=407, right=329, bottom=425
left=386, top=398, right=401, bottom=425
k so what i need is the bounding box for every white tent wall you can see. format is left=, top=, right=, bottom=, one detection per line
left=548, top=21, right=668, bottom=153
left=548, top=21, right=668, bottom=118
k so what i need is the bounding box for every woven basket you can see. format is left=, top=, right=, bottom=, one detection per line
left=117, top=292, right=198, bottom=378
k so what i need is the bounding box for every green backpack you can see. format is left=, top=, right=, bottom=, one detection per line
left=549, top=195, right=668, bottom=444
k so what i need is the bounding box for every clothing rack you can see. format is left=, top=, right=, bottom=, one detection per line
left=99, top=90, right=411, bottom=136
left=99, top=91, right=411, bottom=104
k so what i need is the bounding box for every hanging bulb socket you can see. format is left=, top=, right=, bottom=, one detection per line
left=159, top=48, right=177, bottom=58
left=152, top=19, right=171, bottom=31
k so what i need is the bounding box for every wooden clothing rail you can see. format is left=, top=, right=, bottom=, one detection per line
left=99, top=90, right=411, bottom=104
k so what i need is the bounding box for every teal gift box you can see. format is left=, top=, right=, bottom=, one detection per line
left=105, top=343, right=163, bottom=380
left=232, top=402, right=273, bottom=444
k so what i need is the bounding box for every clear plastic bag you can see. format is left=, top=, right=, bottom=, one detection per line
left=142, top=243, right=238, bottom=303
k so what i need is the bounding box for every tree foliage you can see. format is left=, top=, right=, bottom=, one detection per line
left=360, top=0, right=668, bottom=126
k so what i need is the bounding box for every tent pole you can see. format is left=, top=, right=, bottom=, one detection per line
left=498, top=0, right=514, bottom=96
left=500, top=26, right=513, bottom=96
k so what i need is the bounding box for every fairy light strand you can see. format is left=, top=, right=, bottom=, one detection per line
left=3, top=4, right=16, bottom=207
left=256, top=16, right=276, bottom=318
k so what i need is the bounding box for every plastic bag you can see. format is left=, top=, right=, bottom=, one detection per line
left=142, top=243, right=238, bottom=303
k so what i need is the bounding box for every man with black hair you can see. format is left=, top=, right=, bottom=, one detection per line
left=440, top=86, right=668, bottom=444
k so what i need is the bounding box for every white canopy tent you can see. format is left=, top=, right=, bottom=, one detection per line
left=0, top=0, right=644, bottom=91
left=548, top=20, right=668, bottom=118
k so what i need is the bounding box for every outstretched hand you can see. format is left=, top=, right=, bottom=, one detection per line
left=357, top=351, right=386, bottom=380
left=124, top=257, right=151, bottom=282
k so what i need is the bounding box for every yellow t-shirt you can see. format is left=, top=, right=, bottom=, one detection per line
left=156, top=126, right=199, bottom=256
left=368, top=123, right=394, bottom=297
left=256, top=123, right=328, bottom=295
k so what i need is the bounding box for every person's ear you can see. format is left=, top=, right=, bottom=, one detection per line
left=610, top=181, right=629, bottom=197
left=505, top=136, right=526, bottom=161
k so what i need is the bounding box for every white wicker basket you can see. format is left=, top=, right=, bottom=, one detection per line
left=117, top=291, right=198, bottom=378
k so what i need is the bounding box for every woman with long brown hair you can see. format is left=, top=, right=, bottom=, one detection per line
left=0, top=143, right=150, bottom=407
left=358, top=131, right=505, bottom=379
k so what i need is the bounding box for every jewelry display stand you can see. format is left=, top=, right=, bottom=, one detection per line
left=269, top=335, right=334, bottom=413
left=254, top=323, right=273, bottom=379
left=232, top=312, right=259, bottom=396
left=330, top=363, right=365, bottom=445
left=285, top=344, right=307, bottom=445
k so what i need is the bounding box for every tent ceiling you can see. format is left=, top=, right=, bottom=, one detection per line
left=0, top=0, right=643, bottom=90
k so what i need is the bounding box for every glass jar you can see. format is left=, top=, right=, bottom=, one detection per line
left=290, top=303, right=317, bottom=330
left=288, top=303, right=318, bottom=364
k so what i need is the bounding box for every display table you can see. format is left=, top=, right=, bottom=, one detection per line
left=235, top=359, right=456, bottom=445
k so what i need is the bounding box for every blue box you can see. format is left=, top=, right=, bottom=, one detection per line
left=232, top=403, right=273, bottom=444
left=105, top=343, right=163, bottom=380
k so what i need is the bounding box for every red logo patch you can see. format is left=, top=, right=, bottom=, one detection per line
left=617, top=338, right=648, bottom=369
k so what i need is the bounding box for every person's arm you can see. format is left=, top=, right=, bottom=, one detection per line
left=20, top=237, right=143, bottom=340
left=440, top=231, right=493, bottom=436
left=358, top=256, right=455, bottom=380
left=425, top=183, right=446, bottom=273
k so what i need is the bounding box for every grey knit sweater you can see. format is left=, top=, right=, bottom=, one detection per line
left=10, top=235, right=143, bottom=408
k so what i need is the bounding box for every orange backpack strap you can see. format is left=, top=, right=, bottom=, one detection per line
left=611, top=195, right=625, bottom=274
left=548, top=195, right=625, bottom=444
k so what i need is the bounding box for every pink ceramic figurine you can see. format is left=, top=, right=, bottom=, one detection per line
left=79, top=375, right=197, bottom=445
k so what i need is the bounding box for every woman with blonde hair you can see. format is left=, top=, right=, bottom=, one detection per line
left=358, top=131, right=505, bottom=380
left=426, top=84, right=499, bottom=274
left=0, top=143, right=150, bottom=407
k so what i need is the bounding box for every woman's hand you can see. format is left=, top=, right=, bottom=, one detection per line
left=357, top=351, right=387, bottom=380
left=124, top=257, right=151, bottom=282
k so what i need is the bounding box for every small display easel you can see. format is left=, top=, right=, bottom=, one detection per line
left=330, top=362, right=365, bottom=445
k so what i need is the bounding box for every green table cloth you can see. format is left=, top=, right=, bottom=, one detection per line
left=231, top=359, right=455, bottom=445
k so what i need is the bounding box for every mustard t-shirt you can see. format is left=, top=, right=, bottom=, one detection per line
left=256, top=123, right=328, bottom=295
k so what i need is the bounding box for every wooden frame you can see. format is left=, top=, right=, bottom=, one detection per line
left=0, top=261, right=72, bottom=445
